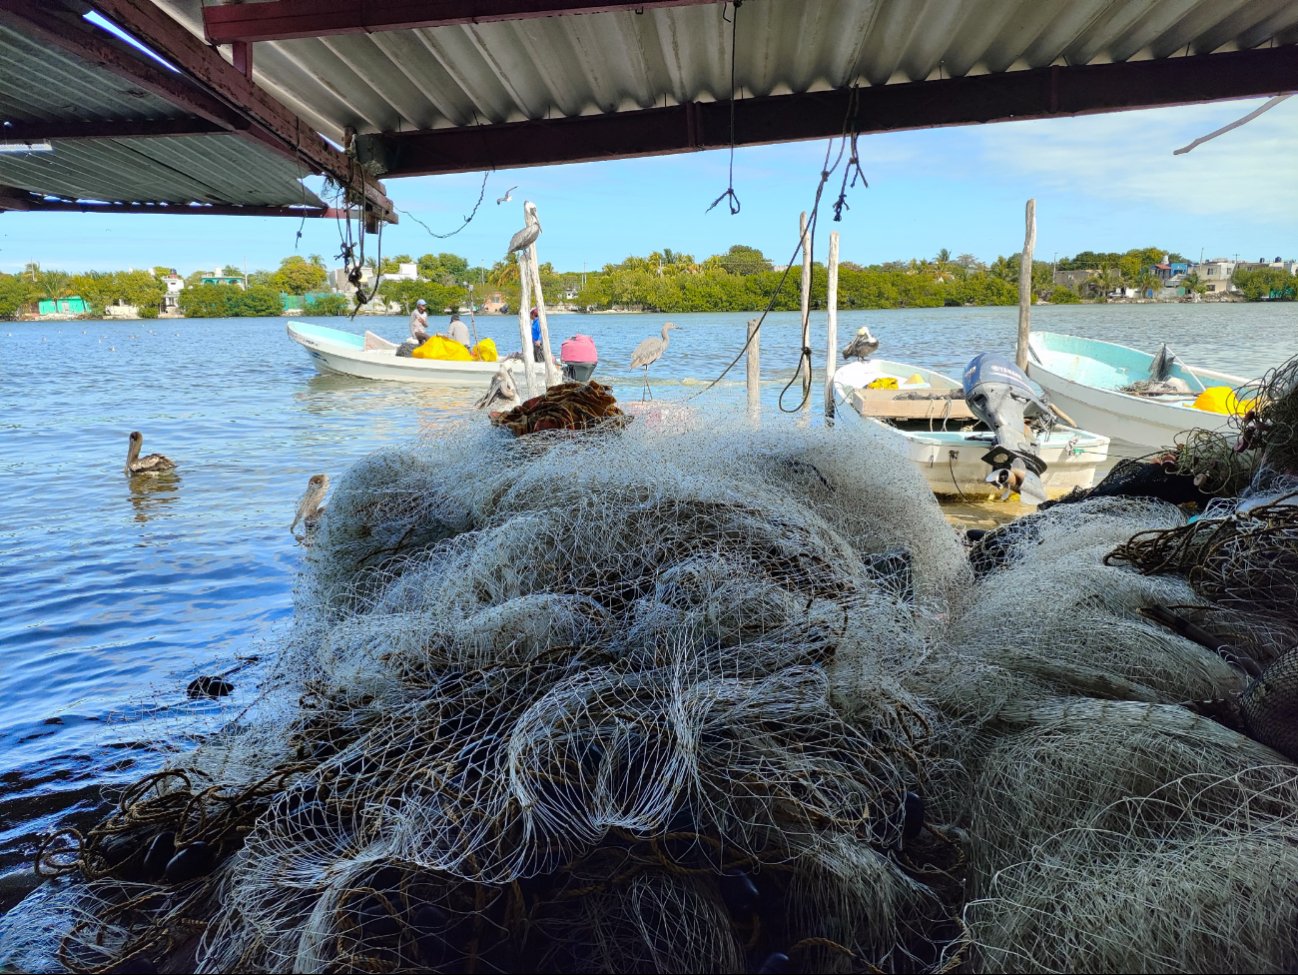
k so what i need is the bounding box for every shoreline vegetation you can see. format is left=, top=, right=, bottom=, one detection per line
left=3, top=245, right=1286, bottom=322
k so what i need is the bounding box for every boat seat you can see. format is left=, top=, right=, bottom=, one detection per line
left=851, top=388, right=975, bottom=421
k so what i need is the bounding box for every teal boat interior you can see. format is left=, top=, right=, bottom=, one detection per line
left=1030, top=331, right=1213, bottom=393
left=289, top=322, right=364, bottom=349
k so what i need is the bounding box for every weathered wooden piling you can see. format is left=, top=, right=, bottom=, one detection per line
left=825, top=230, right=840, bottom=423
left=747, top=315, right=761, bottom=421
left=1016, top=198, right=1036, bottom=370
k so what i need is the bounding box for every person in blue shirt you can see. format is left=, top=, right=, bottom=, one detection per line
left=530, top=307, right=544, bottom=363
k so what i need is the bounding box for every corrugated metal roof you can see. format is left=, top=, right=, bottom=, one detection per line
left=0, top=14, right=326, bottom=210
left=0, top=134, right=324, bottom=206
left=158, top=0, right=1298, bottom=143
left=0, top=22, right=185, bottom=124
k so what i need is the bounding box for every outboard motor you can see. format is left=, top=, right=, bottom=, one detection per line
left=560, top=334, right=599, bottom=383
left=962, top=352, right=1055, bottom=505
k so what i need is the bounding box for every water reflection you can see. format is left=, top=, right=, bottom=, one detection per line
left=125, top=472, right=180, bottom=524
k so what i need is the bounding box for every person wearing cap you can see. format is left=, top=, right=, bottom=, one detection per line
left=530, top=307, right=544, bottom=362
left=409, top=298, right=430, bottom=343
left=445, top=310, right=471, bottom=348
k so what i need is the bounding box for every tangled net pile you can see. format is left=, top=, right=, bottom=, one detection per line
left=6, top=392, right=1298, bottom=974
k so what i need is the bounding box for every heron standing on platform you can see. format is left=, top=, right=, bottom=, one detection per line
left=630, top=322, right=679, bottom=400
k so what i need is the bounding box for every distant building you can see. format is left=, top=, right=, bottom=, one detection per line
left=378, top=262, right=418, bottom=283
left=37, top=296, right=88, bottom=317
left=161, top=271, right=184, bottom=313
left=331, top=266, right=374, bottom=292
left=1199, top=259, right=1237, bottom=293
left=481, top=291, right=509, bottom=314
left=201, top=269, right=246, bottom=289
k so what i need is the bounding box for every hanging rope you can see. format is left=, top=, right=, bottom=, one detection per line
left=689, top=85, right=867, bottom=407
left=397, top=170, right=491, bottom=240
left=706, top=0, right=743, bottom=215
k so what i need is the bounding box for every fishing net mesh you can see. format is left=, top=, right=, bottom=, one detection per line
left=6, top=403, right=1298, bottom=975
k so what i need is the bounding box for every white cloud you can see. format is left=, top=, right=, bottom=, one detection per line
left=978, top=99, right=1298, bottom=222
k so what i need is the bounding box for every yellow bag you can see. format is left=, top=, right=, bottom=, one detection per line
left=1191, top=386, right=1254, bottom=415
left=412, top=335, right=472, bottom=361
left=866, top=376, right=899, bottom=390
left=471, top=337, right=498, bottom=362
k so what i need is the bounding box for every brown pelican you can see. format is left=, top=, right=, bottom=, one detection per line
left=125, top=431, right=175, bottom=476
left=476, top=364, right=521, bottom=413
left=841, top=325, right=880, bottom=361
left=506, top=201, right=541, bottom=255
left=630, top=322, right=679, bottom=400
left=291, top=473, right=330, bottom=543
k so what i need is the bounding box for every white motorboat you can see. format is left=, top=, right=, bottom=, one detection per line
left=1026, top=331, right=1251, bottom=449
left=286, top=321, right=546, bottom=387
left=833, top=357, right=1110, bottom=502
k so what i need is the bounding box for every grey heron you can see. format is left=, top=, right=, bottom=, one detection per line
left=629, top=322, right=679, bottom=400
left=291, top=473, right=330, bottom=543
left=476, top=364, right=522, bottom=413
left=125, top=431, right=175, bottom=476
left=841, top=325, right=880, bottom=361
left=496, top=185, right=518, bottom=205
left=506, top=201, right=541, bottom=255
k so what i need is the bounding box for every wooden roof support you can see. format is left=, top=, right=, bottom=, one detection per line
left=362, top=44, right=1298, bottom=176
left=0, top=118, right=228, bottom=140
left=202, top=0, right=724, bottom=44
left=1, top=0, right=395, bottom=221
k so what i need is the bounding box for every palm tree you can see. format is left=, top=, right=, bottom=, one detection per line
left=1136, top=269, right=1160, bottom=300
left=1180, top=271, right=1207, bottom=299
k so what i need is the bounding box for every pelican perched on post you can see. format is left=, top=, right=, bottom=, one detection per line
left=124, top=431, right=175, bottom=476
left=841, top=325, right=880, bottom=361
left=291, top=473, right=330, bottom=544
left=630, top=322, right=679, bottom=400
left=506, top=201, right=541, bottom=255
left=476, top=363, right=522, bottom=413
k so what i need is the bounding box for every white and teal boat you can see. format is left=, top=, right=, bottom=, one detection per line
left=1026, top=331, right=1250, bottom=450
left=286, top=321, right=545, bottom=387
left=832, top=358, right=1110, bottom=502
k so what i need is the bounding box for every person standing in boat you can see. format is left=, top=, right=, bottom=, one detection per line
left=530, top=307, right=545, bottom=363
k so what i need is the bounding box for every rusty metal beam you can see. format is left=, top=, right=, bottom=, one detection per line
left=0, top=3, right=248, bottom=131
left=0, top=186, right=339, bottom=217
left=0, top=117, right=228, bottom=140
left=363, top=45, right=1298, bottom=176
left=203, top=0, right=722, bottom=44
left=29, top=0, right=396, bottom=220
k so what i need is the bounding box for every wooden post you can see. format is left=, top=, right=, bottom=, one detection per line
left=1016, top=198, right=1036, bottom=370
left=526, top=240, right=560, bottom=388
left=516, top=252, right=537, bottom=398
left=825, top=231, right=840, bottom=424
left=746, top=316, right=761, bottom=422
left=799, top=211, right=813, bottom=418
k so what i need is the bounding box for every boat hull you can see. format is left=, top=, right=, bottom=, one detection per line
left=1026, top=332, right=1247, bottom=450
left=832, top=358, right=1110, bottom=501
left=287, top=321, right=543, bottom=387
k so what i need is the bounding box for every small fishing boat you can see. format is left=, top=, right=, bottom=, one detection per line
left=286, top=321, right=546, bottom=387
left=833, top=357, right=1110, bottom=502
left=1026, top=331, right=1250, bottom=449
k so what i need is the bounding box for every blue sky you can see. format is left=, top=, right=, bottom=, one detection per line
left=3, top=95, right=1295, bottom=276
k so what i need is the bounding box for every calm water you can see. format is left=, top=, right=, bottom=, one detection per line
left=0, top=303, right=1294, bottom=912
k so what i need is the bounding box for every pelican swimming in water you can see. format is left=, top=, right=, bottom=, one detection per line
left=125, top=431, right=176, bottom=476
left=291, top=473, right=330, bottom=544
left=476, top=364, right=521, bottom=413
left=841, top=325, right=880, bottom=361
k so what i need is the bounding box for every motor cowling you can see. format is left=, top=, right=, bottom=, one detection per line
left=560, top=334, right=598, bottom=383
left=962, top=352, right=1055, bottom=503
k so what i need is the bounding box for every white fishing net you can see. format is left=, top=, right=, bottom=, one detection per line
left=5, top=407, right=1298, bottom=975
